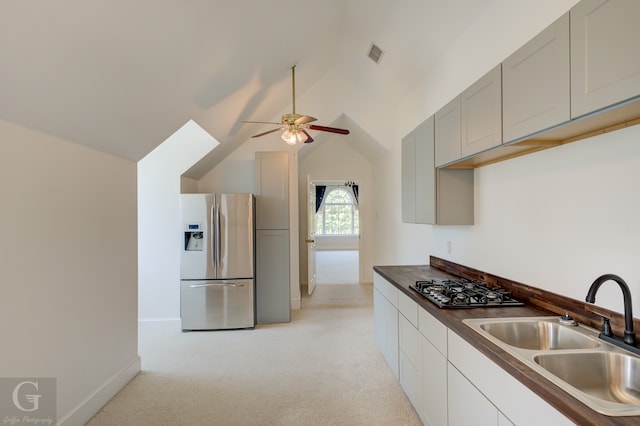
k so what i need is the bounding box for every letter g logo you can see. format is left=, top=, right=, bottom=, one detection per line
left=12, top=381, right=41, bottom=412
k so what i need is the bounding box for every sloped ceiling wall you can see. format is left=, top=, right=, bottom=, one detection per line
left=0, top=0, right=492, bottom=177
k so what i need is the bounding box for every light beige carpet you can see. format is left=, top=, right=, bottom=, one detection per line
left=87, top=284, right=421, bottom=425
left=315, top=250, right=359, bottom=284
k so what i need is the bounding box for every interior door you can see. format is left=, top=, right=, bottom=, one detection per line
left=307, top=175, right=317, bottom=295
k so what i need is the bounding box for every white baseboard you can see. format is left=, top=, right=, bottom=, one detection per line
left=58, top=356, right=141, bottom=426
left=291, top=298, right=301, bottom=310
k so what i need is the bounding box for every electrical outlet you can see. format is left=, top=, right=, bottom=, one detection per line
left=447, top=240, right=452, bottom=254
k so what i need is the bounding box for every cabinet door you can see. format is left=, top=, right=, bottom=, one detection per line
left=255, top=229, right=290, bottom=323
left=447, top=330, right=572, bottom=426
left=503, top=12, right=570, bottom=142
left=498, top=412, right=515, bottom=426
left=435, top=96, right=461, bottom=167
left=255, top=151, right=289, bottom=230
left=401, top=130, right=416, bottom=223
left=399, top=315, right=422, bottom=413
left=421, top=337, right=447, bottom=426
left=448, top=363, right=498, bottom=426
left=461, top=65, right=502, bottom=158
left=571, top=0, right=640, bottom=118
left=373, top=273, right=400, bottom=379
left=415, top=116, right=435, bottom=224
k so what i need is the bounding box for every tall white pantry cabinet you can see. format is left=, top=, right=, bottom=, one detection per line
left=255, top=151, right=290, bottom=323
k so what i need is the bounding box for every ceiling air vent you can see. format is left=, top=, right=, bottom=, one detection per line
left=367, top=43, right=384, bottom=64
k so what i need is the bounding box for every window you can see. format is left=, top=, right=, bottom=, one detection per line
left=315, top=188, right=359, bottom=235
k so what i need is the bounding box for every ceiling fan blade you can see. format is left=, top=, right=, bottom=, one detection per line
left=251, top=127, right=282, bottom=138
left=294, top=115, right=317, bottom=125
left=243, top=120, right=282, bottom=125
left=308, top=125, right=350, bottom=135
left=302, top=130, right=314, bottom=143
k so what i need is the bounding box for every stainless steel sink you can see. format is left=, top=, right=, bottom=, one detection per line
left=463, top=316, right=640, bottom=416
left=480, top=319, right=600, bottom=350
left=535, top=352, right=640, bottom=405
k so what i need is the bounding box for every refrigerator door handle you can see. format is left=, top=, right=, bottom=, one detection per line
left=215, top=204, right=221, bottom=274
left=188, top=282, right=245, bottom=288
left=210, top=202, right=216, bottom=271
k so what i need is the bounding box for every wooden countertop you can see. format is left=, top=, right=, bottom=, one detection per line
left=374, top=264, right=640, bottom=426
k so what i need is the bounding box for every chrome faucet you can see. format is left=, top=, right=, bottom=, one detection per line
left=586, top=274, right=636, bottom=346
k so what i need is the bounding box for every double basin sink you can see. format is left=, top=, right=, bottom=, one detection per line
left=463, top=316, right=640, bottom=416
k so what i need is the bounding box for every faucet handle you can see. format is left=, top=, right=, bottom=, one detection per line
left=559, top=313, right=578, bottom=326
left=595, top=313, right=613, bottom=337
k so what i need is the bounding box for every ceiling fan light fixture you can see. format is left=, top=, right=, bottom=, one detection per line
left=281, top=129, right=307, bottom=145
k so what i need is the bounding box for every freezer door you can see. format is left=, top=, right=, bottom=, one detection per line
left=181, top=194, right=216, bottom=279
left=217, top=194, right=254, bottom=279
left=180, top=279, right=255, bottom=330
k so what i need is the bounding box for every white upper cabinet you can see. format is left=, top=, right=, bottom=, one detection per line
left=571, top=0, right=640, bottom=118
left=402, top=117, right=436, bottom=225
left=503, top=12, right=570, bottom=142
left=401, top=130, right=417, bottom=223
left=461, top=65, right=502, bottom=158
left=415, top=117, right=436, bottom=224
left=255, top=151, right=289, bottom=230
left=402, top=116, right=473, bottom=225
left=435, top=96, right=462, bottom=167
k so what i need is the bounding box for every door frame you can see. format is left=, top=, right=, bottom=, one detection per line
left=307, top=177, right=362, bottom=288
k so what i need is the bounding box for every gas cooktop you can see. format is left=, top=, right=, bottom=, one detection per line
left=410, top=278, right=524, bottom=308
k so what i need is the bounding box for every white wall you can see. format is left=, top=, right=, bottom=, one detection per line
left=298, top=136, right=375, bottom=284
left=433, top=126, right=640, bottom=314
left=138, top=120, right=219, bottom=321
left=0, top=120, right=139, bottom=424
left=372, top=0, right=640, bottom=315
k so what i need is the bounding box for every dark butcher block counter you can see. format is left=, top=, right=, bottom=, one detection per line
left=374, top=262, right=640, bottom=426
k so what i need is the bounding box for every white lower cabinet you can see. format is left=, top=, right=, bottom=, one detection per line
left=447, top=329, right=572, bottom=426
left=421, top=336, right=447, bottom=426
left=373, top=274, right=399, bottom=379
left=372, top=274, right=570, bottom=425
left=499, top=412, right=515, bottom=426
left=448, top=362, right=498, bottom=426
left=399, top=314, right=422, bottom=414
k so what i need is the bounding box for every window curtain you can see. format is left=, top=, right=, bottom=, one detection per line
left=351, top=185, right=359, bottom=205
left=315, top=185, right=327, bottom=213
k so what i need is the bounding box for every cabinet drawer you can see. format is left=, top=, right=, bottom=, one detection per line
left=373, top=273, right=398, bottom=308
left=418, top=307, right=447, bottom=357
left=398, top=291, right=418, bottom=327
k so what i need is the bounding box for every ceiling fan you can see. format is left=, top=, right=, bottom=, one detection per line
left=242, top=65, right=350, bottom=145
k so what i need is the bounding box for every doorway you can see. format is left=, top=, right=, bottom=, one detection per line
left=316, top=250, right=359, bottom=284
left=307, top=179, right=360, bottom=294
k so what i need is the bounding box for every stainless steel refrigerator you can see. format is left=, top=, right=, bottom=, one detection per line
left=180, top=193, right=255, bottom=331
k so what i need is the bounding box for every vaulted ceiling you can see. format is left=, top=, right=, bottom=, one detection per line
left=0, top=0, right=491, bottom=178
